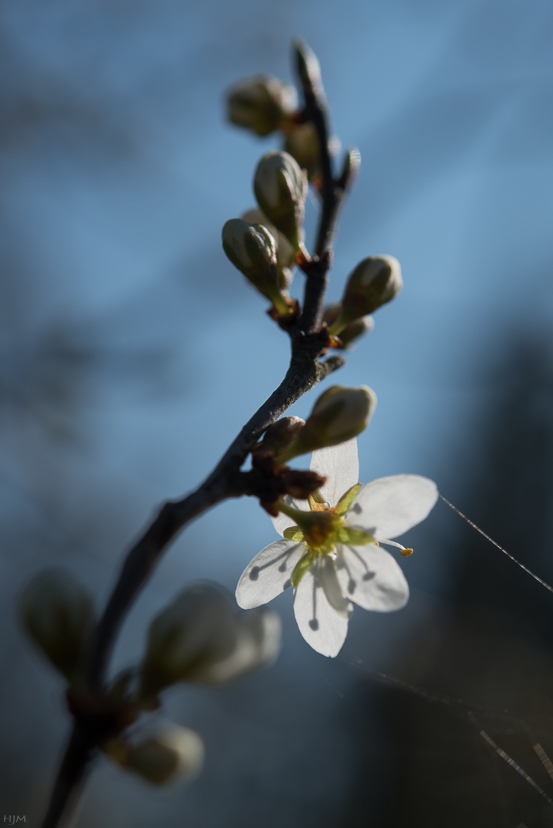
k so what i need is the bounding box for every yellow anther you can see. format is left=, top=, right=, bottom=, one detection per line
left=400, top=547, right=414, bottom=557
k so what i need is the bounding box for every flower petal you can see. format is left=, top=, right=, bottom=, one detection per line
left=293, top=557, right=351, bottom=657
left=236, top=540, right=304, bottom=609
left=347, top=474, right=438, bottom=540
left=271, top=495, right=308, bottom=536
left=319, top=555, right=351, bottom=617
left=335, top=545, right=409, bottom=611
left=310, top=438, right=359, bottom=506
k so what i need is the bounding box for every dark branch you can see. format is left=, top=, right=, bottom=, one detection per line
left=40, top=43, right=352, bottom=828
left=293, top=40, right=354, bottom=336
left=87, top=345, right=344, bottom=689
left=40, top=728, right=96, bottom=828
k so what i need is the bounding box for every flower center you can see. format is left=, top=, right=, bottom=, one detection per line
left=279, top=484, right=375, bottom=556
left=302, top=510, right=342, bottom=552
left=281, top=505, right=342, bottom=553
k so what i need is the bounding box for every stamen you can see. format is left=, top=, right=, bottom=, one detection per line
left=380, top=538, right=413, bottom=556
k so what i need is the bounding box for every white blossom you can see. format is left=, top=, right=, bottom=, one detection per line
left=236, top=438, right=438, bottom=657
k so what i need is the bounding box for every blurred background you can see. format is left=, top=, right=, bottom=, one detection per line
left=2, top=0, right=553, bottom=825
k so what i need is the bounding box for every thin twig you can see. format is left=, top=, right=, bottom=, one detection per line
left=40, top=46, right=351, bottom=828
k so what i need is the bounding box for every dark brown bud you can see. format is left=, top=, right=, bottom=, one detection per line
left=262, top=416, right=305, bottom=455
left=260, top=500, right=281, bottom=518
left=251, top=444, right=276, bottom=472
left=279, top=469, right=326, bottom=500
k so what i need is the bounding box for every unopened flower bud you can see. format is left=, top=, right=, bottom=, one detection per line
left=241, top=208, right=297, bottom=289
left=292, top=40, right=323, bottom=98
left=106, top=722, right=204, bottom=785
left=324, top=303, right=374, bottom=348
left=329, top=256, right=402, bottom=334
left=262, top=416, right=305, bottom=455
left=222, top=219, right=291, bottom=315
left=20, top=569, right=94, bottom=681
left=253, top=151, right=308, bottom=252
left=284, top=122, right=320, bottom=181
left=277, top=386, right=377, bottom=461
left=139, top=585, right=281, bottom=696
left=226, top=75, right=297, bottom=137
left=338, top=147, right=361, bottom=191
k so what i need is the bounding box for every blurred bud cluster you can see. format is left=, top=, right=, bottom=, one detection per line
left=20, top=573, right=280, bottom=786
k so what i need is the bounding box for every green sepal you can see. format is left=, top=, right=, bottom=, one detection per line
left=283, top=525, right=304, bottom=542
left=291, top=551, right=316, bottom=588
left=308, top=491, right=327, bottom=511
left=336, top=527, right=375, bottom=546
left=334, top=483, right=363, bottom=516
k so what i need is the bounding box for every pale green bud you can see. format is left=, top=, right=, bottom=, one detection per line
left=20, top=568, right=94, bottom=681
left=324, top=303, right=374, bottom=348
left=106, top=722, right=204, bottom=785
left=284, top=122, right=320, bottom=181
left=222, top=219, right=291, bottom=315
left=241, top=208, right=297, bottom=289
left=253, top=151, right=308, bottom=251
left=301, top=384, right=376, bottom=450
left=226, top=74, right=297, bottom=137
left=330, top=256, right=402, bottom=334
left=278, top=385, right=377, bottom=461
left=222, top=218, right=277, bottom=277
left=139, top=585, right=281, bottom=696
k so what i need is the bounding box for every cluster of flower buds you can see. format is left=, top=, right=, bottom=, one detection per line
left=225, top=45, right=398, bottom=341
left=246, top=385, right=376, bottom=515
left=249, top=434, right=327, bottom=516
left=225, top=43, right=339, bottom=185
left=101, top=584, right=280, bottom=787
left=21, top=572, right=281, bottom=787
left=103, top=585, right=280, bottom=786
left=222, top=148, right=308, bottom=320
left=274, top=384, right=377, bottom=464
left=328, top=256, right=403, bottom=337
